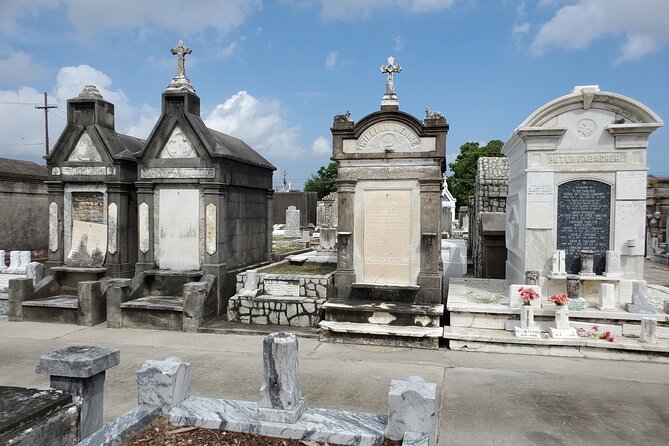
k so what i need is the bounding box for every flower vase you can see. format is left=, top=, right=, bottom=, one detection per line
left=521, top=305, right=534, bottom=329
left=555, top=305, right=570, bottom=330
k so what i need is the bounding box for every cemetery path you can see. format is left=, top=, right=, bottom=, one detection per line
left=644, top=259, right=669, bottom=288
left=0, top=319, right=667, bottom=445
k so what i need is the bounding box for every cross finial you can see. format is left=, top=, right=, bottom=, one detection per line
left=167, top=40, right=195, bottom=93
left=380, top=56, right=402, bottom=109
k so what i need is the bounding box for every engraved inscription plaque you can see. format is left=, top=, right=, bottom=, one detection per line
left=557, top=180, right=611, bottom=275
left=362, top=189, right=412, bottom=284
left=264, top=280, right=300, bottom=297
left=158, top=189, right=199, bottom=270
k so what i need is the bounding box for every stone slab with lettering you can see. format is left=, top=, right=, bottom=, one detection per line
left=157, top=189, right=199, bottom=270
left=549, top=327, right=578, bottom=338
left=264, top=279, right=300, bottom=297
left=514, top=327, right=542, bottom=338
left=557, top=180, right=610, bottom=275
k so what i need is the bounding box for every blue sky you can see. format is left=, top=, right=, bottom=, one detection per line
left=0, top=0, right=668, bottom=190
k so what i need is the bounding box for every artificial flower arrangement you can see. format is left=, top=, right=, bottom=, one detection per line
left=576, top=325, right=615, bottom=342
left=518, top=286, right=540, bottom=305
left=549, top=294, right=568, bottom=306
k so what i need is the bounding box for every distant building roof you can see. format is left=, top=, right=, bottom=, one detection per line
left=0, top=157, right=47, bottom=181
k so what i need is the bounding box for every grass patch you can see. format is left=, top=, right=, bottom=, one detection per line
left=262, top=262, right=336, bottom=275
left=272, top=246, right=301, bottom=255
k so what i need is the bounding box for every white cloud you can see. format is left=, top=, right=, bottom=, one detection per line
left=324, top=50, right=352, bottom=69
left=311, top=136, right=330, bottom=154
left=204, top=90, right=328, bottom=160
left=66, top=0, right=261, bottom=37
left=53, top=65, right=159, bottom=138
left=0, top=65, right=158, bottom=163
left=530, top=0, right=669, bottom=62
left=325, top=51, right=338, bottom=68
left=0, top=0, right=58, bottom=36
left=0, top=51, right=47, bottom=84
left=0, top=86, right=57, bottom=162
left=393, top=36, right=406, bottom=52
left=321, top=0, right=456, bottom=20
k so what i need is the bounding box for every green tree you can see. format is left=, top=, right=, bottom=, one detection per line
left=304, top=161, right=339, bottom=199
left=446, top=140, right=504, bottom=207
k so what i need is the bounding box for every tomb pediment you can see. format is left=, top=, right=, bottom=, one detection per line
left=67, top=131, right=103, bottom=162
left=158, top=125, right=198, bottom=159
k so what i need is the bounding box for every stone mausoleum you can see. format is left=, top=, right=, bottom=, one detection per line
left=115, top=41, right=276, bottom=330
left=504, top=85, right=663, bottom=284
left=320, top=57, right=449, bottom=348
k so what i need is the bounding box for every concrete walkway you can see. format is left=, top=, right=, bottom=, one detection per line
left=0, top=318, right=667, bottom=445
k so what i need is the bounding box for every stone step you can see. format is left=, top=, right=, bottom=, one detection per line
left=319, top=321, right=442, bottom=349
left=323, top=299, right=443, bottom=327
left=121, top=295, right=183, bottom=312
left=443, top=326, right=669, bottom=362
left=22, top=295, right=78, bottom=309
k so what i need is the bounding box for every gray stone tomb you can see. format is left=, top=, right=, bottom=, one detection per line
left=322, top=56, right=448, bottom=349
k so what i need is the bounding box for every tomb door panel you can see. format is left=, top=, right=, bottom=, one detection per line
left=556, top=180, right=611, bottom=274
left=158, top=188, right=200, bottom=270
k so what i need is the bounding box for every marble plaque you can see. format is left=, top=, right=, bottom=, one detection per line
left=108, top=203, right=118, bottom=254
left=614, top=200, right=645, bottom=256
left=526, top=172, right=554, bottom=203
left=158, top=126, right=197, bottom=159
left=362, top=189, right=412, bottom=284
left=66, top=220, right=107, bottom=267
left=61, top=166, right=108, bottom=176
left=557, top=180, right=611, bottom=275
left=140, top=168, right=215, bottom=179
left=158, top=189, right=199, bottom=270
left=205, top=203, right=216, bottom=255
left=49, top=202, right=59, bottom=252
left=139, top=203, right=150, bottom=254
left=68, top=130, right=102, bottom=161
left=615, top=171, right=646, bottom=200
left=264, top=280, right=300, bottom=297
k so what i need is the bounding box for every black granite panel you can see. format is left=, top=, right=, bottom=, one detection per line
left=557, top=180, right=611, bottom=274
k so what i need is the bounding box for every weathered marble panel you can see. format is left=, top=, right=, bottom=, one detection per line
left=108, top=202, right=118, bottom=255
left=49, top=202, right=59, bottom=252
left=158, top=125, right=197, bottom=158
left=158, top=189, right=200, bottom=270
left=205, top=203, right=216, bottom=255
left=140, top=168, right=215, bottom=179
left=68, top=130, right=103, bottom=161
left=139, top=202, right=149, bottom=254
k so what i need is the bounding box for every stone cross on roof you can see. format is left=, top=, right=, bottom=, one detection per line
left=167, top=40, right=195, bottom=93
left=380, top=56, right=402, bottom=109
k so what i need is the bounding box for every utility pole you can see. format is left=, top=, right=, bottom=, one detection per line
left=35, top=92, right=57, bottom=156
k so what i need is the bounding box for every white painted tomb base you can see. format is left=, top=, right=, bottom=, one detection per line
left=446, top=278, right=669, bottom=362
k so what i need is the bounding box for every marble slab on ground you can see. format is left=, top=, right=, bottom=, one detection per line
left=22, top=295, right=78, bottom=309
left=449, top=278, right=510, bottom=305
left=120, top=296, right=184, bottom=311
left=77, top=404, right=160, bottom=446
left=169, top=396, right=387, bottom=446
